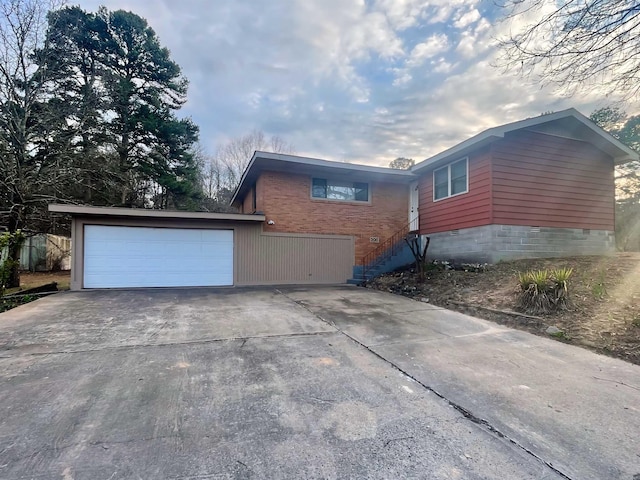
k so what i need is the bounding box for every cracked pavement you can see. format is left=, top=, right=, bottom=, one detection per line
left=0, top=286, right=638, bottom=479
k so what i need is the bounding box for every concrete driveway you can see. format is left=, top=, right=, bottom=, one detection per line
left=0, top=286, right=637, bottom=479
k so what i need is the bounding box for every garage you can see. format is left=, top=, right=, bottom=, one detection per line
left=48, top=204, right=355, bottom=289
left=84, top=226, right=234, bottom=288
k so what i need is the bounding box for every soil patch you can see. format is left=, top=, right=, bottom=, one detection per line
left=2, top=272, right=70, bottom=313
left=7, top=271, right=71, bottom=294
left=366, top=253, right=640, bottom=365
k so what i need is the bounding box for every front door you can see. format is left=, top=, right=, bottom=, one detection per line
left=409, top=181, right=419, bottom=231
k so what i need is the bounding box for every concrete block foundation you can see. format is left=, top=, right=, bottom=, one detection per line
left=424, top=224, right=615, bottom=264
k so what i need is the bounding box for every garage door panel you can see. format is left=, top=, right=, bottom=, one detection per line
left=84, top=226, right=233, bottom=288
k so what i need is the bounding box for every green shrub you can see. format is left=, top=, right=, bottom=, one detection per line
left=516, top=268, right=573, bottom=315
left=0, top=293, right=37, bottom=313
left=590, top=270, right=607, bottom=300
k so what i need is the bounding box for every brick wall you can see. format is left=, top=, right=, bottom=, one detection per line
left=242, top=187, right=254, bottom=214
left=258, top=171, right=409, bottom=261
left=256, top=176, right=265, bottom=212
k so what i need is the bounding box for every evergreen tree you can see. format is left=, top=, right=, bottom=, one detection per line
left=0, top=3, right=203, bottom=287
left=43, top=6, right=201, bottom=208
left=591, top=107, right=640, bottom=250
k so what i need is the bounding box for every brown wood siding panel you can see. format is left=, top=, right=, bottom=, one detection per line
left=70, top=218, right=354, bottom=289
left=70, top=218, right=81, bottom=290
left=419, top=151, right=492, bottom=233
left=491, top=131, right=615, bottom=230
left=235, top=229, right=354, bottom=285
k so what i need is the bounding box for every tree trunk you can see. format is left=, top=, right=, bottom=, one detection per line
left=405, top=235, right=430, bottom=282
left=6, top=239, right=21, bottom=288
left=6, top=209, right=24, bottom=288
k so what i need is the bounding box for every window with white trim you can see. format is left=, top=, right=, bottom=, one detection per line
left=433, top=157, right=468, bottom=201
left=312, top=178, right=369, bottom=202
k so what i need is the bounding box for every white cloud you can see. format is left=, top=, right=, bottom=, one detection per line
left=364, top=60, right=576, bottom=162
left=392, top=69, right=413, bottom=86
left=454, top=8, right=481, bottom=29
left=373, top=0, right=431, bottom=30
left=456, top=17, right=493, bottom=58
left=407, top=34, right=449, bottom=67
left=423, top=0, right=479, bottom=24
left=432, top=58, right=453, bottom=73
left=72, top=0, right=629, bottom=166
left=391, top=33, right=449, bottom=86
left=344, top=11, right=405, bottom=61
left=246, top=91, right=263, bottom=109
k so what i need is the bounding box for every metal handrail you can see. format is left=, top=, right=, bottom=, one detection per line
left=360, top=217, right=419, bottom=279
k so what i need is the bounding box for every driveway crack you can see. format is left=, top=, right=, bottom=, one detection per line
left=0, top=331, right=337, bottom=358
left=276, top=289, right=574, bottom=480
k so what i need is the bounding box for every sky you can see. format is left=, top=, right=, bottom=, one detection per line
left=76, top=0, right=624, bottom=166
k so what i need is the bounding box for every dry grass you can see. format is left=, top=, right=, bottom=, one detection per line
left=6, top=271, right=71, bottom=295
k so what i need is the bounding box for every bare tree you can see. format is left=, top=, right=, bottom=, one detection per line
left=496, top=0, right=640, bottom=99
left=214, top=129, right=294, bottom=193
left=405, top=234, right=430, bottom=281
left=195, top=130, right=294, bottom=212
left=192, top=143, right=230, bottom=211
left=0, top=0, right=65, bottom=287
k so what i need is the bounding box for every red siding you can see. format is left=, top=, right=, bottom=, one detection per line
left=418, top=150, right=492, bottom=234
left=491, top=131, right=615, bottom=230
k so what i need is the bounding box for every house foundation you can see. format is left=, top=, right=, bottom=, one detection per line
left=424, top=225, right=615, bottom=264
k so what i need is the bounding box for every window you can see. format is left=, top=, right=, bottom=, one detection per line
left=433, top=158, right=468, bottom=201
left=312, top=178, right=369, bottom=202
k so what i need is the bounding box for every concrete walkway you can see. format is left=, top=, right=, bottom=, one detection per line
left=0, top=286, right=638, bottom=479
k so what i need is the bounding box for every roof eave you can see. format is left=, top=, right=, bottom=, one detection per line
left=412, top=108, right=640, bottom=172
left=48, top=204, right=266, bottom=222
left=568, top=110, right=639, bottom=162
left=230, top=151, right=259, bottom=207
left=614, top=153, right=639, bottom=165
left=411, top=134, right=502, bottom=173
left=230, top=151, right=415, bottom=206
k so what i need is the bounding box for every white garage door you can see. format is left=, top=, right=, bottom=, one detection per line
left=83, top=225, right=233, bottom=288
